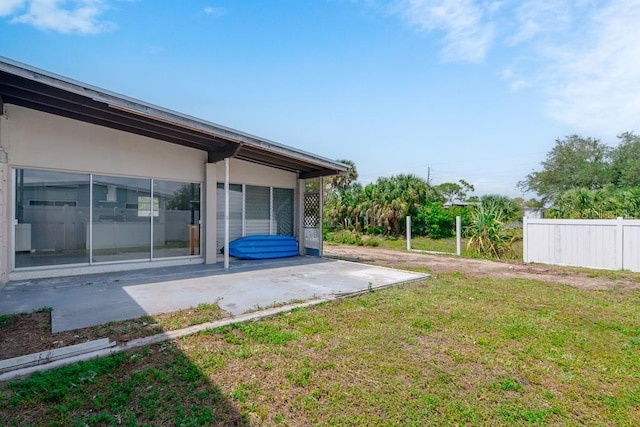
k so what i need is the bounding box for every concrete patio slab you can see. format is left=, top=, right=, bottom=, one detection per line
left=0, top=257, right=427, bottom=333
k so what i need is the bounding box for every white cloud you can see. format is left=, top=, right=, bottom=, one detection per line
left=0, top=0, right=26, bottom=16
left=392, top=0, right=640, bottom=135
left=394, top=0, right=499, bottom=63
left=3, top=0, right=114, bottom=34
left=543, top=0, right=640, bottom=135
left=508, top=0, right=572, bottom=45
left=203, top=6, right=226, bottom=17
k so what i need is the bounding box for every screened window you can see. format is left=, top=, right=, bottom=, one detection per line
left=216, top=183, right=243, bottom=252
left=273, top=188, right=294, bottom=236
left=245, top=185, right=271, bottom=235
left=216, top=183, right=295, bottom=246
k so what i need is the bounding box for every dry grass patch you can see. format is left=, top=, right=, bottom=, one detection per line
left=0, top=302, right=228, bottom=360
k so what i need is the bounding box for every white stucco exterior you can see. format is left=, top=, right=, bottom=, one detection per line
left=4, top=105, right=207, bottom=182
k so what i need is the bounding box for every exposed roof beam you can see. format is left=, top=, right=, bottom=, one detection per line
left=208, top=144, right=242, bottom=163
left=0, top=79, right=236, bottom=151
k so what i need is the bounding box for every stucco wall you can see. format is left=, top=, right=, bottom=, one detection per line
left=4, top=105, right=207, bottom=182
left=217, top=158, right=297, bottom=189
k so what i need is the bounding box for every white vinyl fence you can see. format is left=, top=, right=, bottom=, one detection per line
left=523, top=217, right=640, bottom=272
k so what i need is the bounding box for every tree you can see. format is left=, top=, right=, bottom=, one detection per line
left=547, top=186, right=640, bottom=219
left=344, top=174, right=441, bottom=235
left=518, top=135, right=612, bottom=202
left=436, top=179, right=475, bottom=204
left=465, top=198, right=518, bottom=259
left=328, top=159, right=358, bottom=190
left=610, top=132, right=640, bottom=188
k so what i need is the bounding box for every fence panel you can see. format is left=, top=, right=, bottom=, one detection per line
left=523, top=218, right=639, bottom=272
left=623, top=221, right=640, bottom=272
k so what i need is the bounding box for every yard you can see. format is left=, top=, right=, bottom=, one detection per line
left=1, top=245, right=639, bottom=425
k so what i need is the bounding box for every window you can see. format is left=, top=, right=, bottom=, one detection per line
left=14, top=169, right=90, bottom=267
left=245, top=185, right=271, bottom=235
left=216, top=183, right=295, bottom=250
left=154, top=180, right=201, bottom=258
left=14, top=168, right=202, bottom=269
left=273, top=188, right=294, bottom=236
left=216, top=183, right=243, bottom=252
left=92, top=175, right=151, bottom=262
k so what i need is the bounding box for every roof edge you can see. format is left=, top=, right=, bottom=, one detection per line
left=0, top=56, right=348, bottom=175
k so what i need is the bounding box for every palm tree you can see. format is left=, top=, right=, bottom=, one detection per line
left=328, top=159, right=358, bottom=190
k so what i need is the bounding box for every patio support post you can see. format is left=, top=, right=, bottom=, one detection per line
left=319, top=177, right=324, bottom=257
left=0, top=108, right=9, bottom=285
left=224, top=157, right=230, bottom=269
left=204, top=162, right=217, bottom=264
left=297, top=178, right=305, bottom=255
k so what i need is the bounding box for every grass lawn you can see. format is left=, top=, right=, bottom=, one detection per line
left=2, top=273, right=639, bottom=425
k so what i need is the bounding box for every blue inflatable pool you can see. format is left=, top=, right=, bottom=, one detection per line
left=228, top=235, right=299, bottom=260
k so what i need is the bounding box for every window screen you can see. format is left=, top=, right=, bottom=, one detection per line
left=217, top=183, right=243, bottom=251
left=245, top=185, right=271, bottom=235
left=273, top=188, right=294, bottom=236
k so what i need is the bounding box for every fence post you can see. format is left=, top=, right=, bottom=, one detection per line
left=406, top=216, right=411, bottom=251
left=616, top=217, right=624, bottom=270
left=456, top=216, right=461, bottom=256
left=522, top=216, right=528, bottom=263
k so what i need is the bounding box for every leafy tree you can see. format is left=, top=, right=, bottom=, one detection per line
left=518, top=135, right=612, bottom=202
left=436, top=179, right=475, bottom=204
left=547, top=186, right=640, bottom=219
left=610, top=132, right=640, bottom=188
left=166, top=183, right=200, bottom=211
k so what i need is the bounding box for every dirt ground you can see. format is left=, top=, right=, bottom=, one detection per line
left=2, top=245, right=639, bottom=362
left=324, top=244, right=640, bottom=292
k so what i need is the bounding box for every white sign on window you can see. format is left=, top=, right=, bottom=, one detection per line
left=138, top=196, right=159, bottom=217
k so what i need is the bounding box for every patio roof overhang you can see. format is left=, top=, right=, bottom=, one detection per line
left=0, top=57, right=348, bottom=179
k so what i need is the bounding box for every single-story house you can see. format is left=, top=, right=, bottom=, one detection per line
left=0, top=57, right=347, bottom=284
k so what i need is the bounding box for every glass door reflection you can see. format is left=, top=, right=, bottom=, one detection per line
left=92, top=175, right=151, bottom=262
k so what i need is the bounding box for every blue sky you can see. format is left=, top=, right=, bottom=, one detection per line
left=1, top=0, right=639, bottom=198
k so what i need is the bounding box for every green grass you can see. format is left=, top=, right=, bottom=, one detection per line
left=2, top=275, right=639, bottom=425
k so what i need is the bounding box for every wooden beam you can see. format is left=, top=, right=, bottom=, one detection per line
left=208, top=144, right=242, bottom=163
left=0, top=78, right=236, bottom=150
left=299, top=169, right=342, bottom=179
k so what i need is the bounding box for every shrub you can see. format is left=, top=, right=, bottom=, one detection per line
left=363, top=236, right=381, bottom=247
left=466, top=202, right=518, bottom=259
left=325, top=230, right=366, bottom=246
left=414, top=202, right=456, bottom=239
left=325, top=230, right=358, bottom=245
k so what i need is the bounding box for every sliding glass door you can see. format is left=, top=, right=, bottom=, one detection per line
left=14, top=169, right=90, bottom=268
left=154, top=180, right=201, bottom=258
left=14, top=168, right=201, bottom=269
left=92, top=175, right=151, bottom=262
